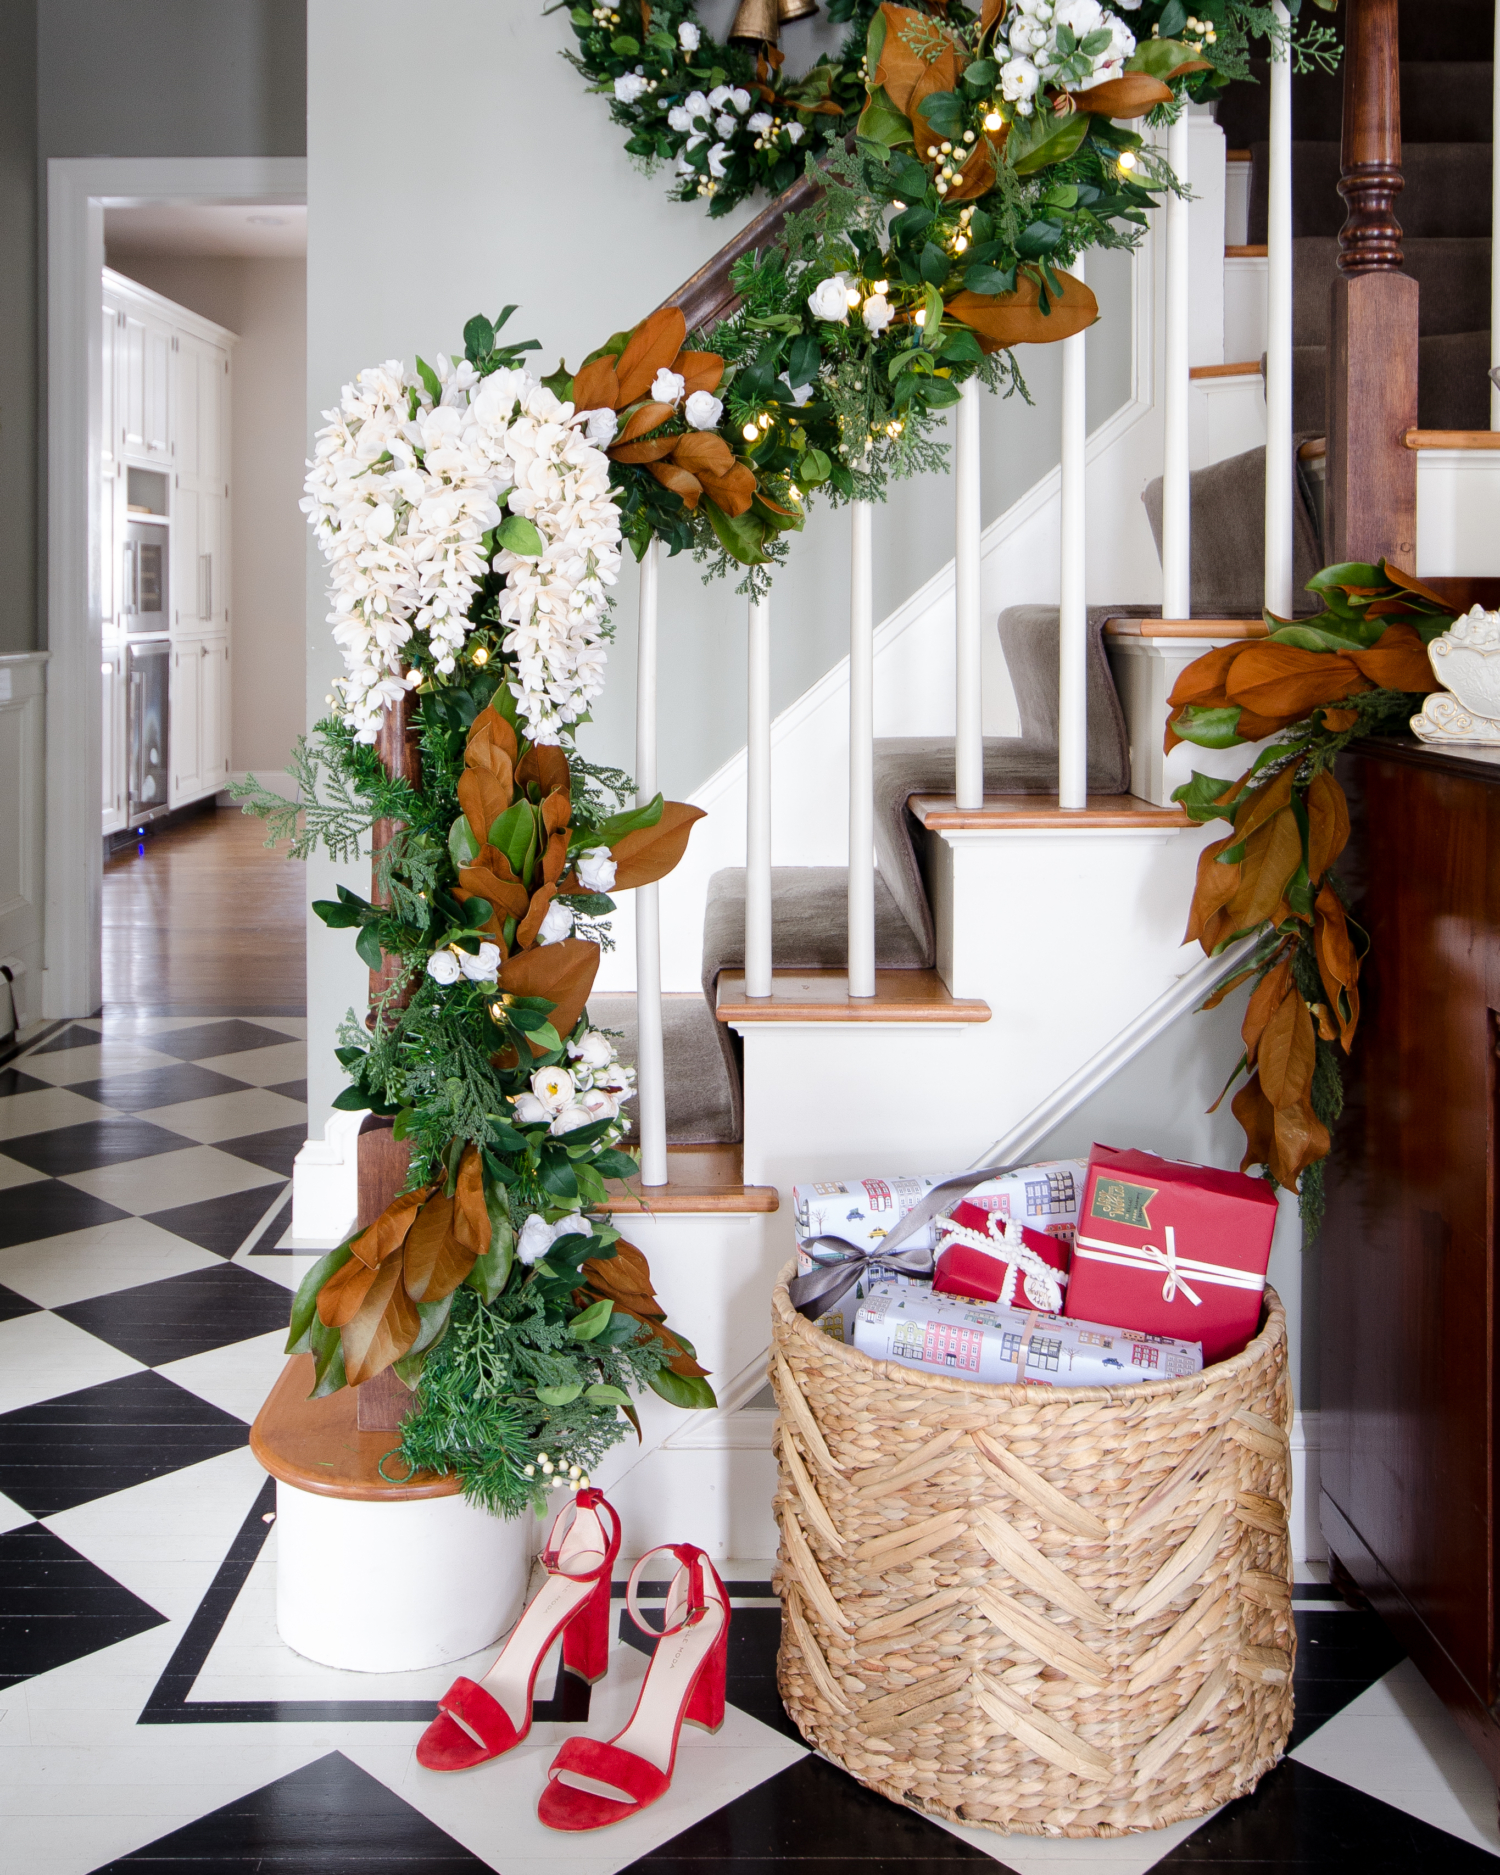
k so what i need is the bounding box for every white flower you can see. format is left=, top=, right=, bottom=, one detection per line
left=554, top=1214, right=591, bottom=1240
left=684, top=389, right=722, bottom=430
left=1001, top=57, right=1040, bottom=103
left=458, top=941, right=501, bottom=982
left=602, top=1062, right=636, bottom=1097
left=549, top=1104, right=595, bottom=1136
left=425, top=949, right=462, bottom=985
left=862, top=294, right=894, bottom=334
left=516, top=1213, right=556, bottom=1265
left=651, top=368, right=686, bottom=407
left=538, top=900, right=575, bottom=945
left=748, top=112, right=772, bottom=134
left=707, top=141, right=729, bottom=179
left=569, top=1028, right=615, bottom=1070
left=682, top=89, right=708, bottom=119
left=678, top=19, right=700, bottom=48
left=667, top=103, right=694, bottom=131
left=715, top=113, right=737, bottom=137
left=707, top=84, right=733, bottom=109
left=808, top=274, right=852, bottom=323
left=581, top=406, right=617, bottom=447
left=531, top=1065, right=576, bottom=1114
left=785, top=121, right=804, bottom=143
left=513, top=1092, right=552, bottom=1123
left=614, top=72, right=650, bottom=103
left=727, top=87, right=751, bottom=113
left=576, top=847, right=618, bottom=892
left=579, top=1087, right=620, bottom=1124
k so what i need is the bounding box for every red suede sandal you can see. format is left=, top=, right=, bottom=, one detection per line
left=416, top=1488, right=621, bottom=1773
left=537, top=1543, right=729, bottom=1831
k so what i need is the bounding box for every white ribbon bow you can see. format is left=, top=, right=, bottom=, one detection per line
left=1073, top=1224, right=1266, bottom=1308
left=937, top=1212, right=1068, bottom=1315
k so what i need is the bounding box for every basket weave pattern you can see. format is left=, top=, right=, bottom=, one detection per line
left=769, top=1266, right=1295, bottom=1837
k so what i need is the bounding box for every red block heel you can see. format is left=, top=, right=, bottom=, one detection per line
left=416, top=1489, right=620, bottom=1773
left=538, top=1544, right=730, bottom=1831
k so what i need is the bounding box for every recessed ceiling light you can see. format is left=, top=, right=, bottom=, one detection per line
left=247, top=214, right=287, bottom=226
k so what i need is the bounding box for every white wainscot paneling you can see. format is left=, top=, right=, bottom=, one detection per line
left=1190, top=370, right=1267, bottom=471
left=1415, top=451, right=1500, bottom=577
left=1223, top=254, right=1267, bottom=366
left=1225, top=153, right=1252, bottom=248
left=0, top=655, right=48, bottom=1032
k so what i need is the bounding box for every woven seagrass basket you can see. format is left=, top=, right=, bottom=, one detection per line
left=769, top=1264, right=1294, bottom=1838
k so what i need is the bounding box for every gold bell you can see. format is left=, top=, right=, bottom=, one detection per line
left=778, top=0, right=820, bottom=20
left=728, top=0, right=780, bottom=44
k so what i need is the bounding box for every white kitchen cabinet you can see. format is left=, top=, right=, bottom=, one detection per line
left=169, top=634, right=231, bottom=807
left=200, top=634, right=230, bottom=785
left=118, top=304, right=172, bottom=462
left=101, top=643, right=127, bottom=834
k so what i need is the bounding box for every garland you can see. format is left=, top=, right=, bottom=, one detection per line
left=563, top=0, right=1338, bottom=220
left=1168, top=561, right=1452, bottom=1236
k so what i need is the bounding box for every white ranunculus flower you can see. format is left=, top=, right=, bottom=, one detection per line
left=678, top=19, right=700, bottom=48
left=667, top=104, right=694, bottom=131
left=582, top=406, right=618, bottom=447
left=706, top=84, right=733, bottom=109
left=1001, top=57, right=1040, bottom=105
left=748, top=111, right=772, bottom=134
left=569, top=1028, right=615, bottom=1070
left=458, top=940, right=501, bottom=982
left=576, top=846, right=618, bottom=892
left=549, top=1104, right=595, bottom=1136
left=715, top=112, right=737, bottom=137
left=614, top=72, right=650, bottom=103
left=602, top=1063, right=636, bottom=1096
left=707, top=141, right=729, bottom=179
left=538, top=901, right=575, bottom=945
left=516, top=1213, right=556, bottom=1265
left=862, top=294, right=894, bottom=335
left=579, top=1087, right=620, bottom=1124
left=683, top=89, right=709, bottom=119
left=531, top=1065, right=576, bottom=1114
left=785, top=121, right=804, bottom=143
left=426, top=950, right=462, bottom=985
left=651, top=368, right=686, bottom=407
left=513, top=1092, right=552, bottom=1124
left=684, top=390, right=723, bottom=430
left=808, top=274, right=852, bottom=323
left=553, top=1214, right=591, bottom=1241
left=728, top=88, right=751, bottom=112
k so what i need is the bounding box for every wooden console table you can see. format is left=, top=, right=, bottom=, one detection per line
left=1321, top=737, right=1500, bottom=1789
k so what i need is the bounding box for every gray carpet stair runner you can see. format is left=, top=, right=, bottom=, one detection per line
left=1217, top=0, right=1494, bottom=432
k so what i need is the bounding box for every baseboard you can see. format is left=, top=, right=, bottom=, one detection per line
left=290, top=1109, right=366, bottom=1246
left=1291, top=1407, right=1322, bottom=1570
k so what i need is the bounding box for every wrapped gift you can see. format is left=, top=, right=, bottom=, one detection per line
left=791, top=1159, right=1087, bottom=1257
left=792, top=1241, right=925, bottom=1344
left=933, top=1204, right=1071, bottom=1311
left=853, top=1282, right=1202, bottom=1388
left=1065, top=1145, right=1279, bottom=1364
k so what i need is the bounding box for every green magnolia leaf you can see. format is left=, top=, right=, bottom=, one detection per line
left=498, top=513, right=545, bottom=557
left=1173, top=702, right=1248, bottom=749
left=568, top=1297, right=615, bottom=1341
left=1126, top=38, right=1207, bottom=79
left=857, top=84, right=911, bottom=148
left=585, top=1382, right=631, bottom=1405
left=703, top=497, right=773, bottom=565
left=394, top=1294, right=455, bottom=1385
left=466, top=1203, right=514, bottom=1303
left=311, top=897, right=365, bottom=929
left=648, top=1367, right=718, bottom=1410
left=463, top=314, right=495, bottom=363
left=1007, top=106, right=1091, bottom=175
left=865, top=4, right=887, bottom=72
left=588, top=793, right=664, bottom=848
left=1266, top=620, right=1384, bottom=652
left=488, top=800, right=537, bottom=879
left=355, top=923, right=385, bottom=970
left=536, top=1381, right=585, bottom=1405
left=309, top=1312, right=347, bottom=1396
left=921, top=280, right=945, bottom=347
left=286, top=1242, right=355, bottom=1354
left=460, top=895, right=493, bottom=928
left=448, top=813, right=480, bottom=868
left=1171, top=770, right=1241, bottom=824
left=541, top=360, right=574, bottom=402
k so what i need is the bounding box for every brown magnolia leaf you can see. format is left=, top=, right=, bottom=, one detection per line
left=1319, top=707, right=1360, bottom=731
left=610, top=800, right=707, bottom=891
left=1382, top=561, right=1452, bottom=609
left=671, top=431, right=736, bottom=478
left=1347, top=620, right=1442, bottom=694
left=944, top=137, right=996, bottom=203
left=615, top=401, right=676, bottom=446
left=500, top=936, right=600, bottom=1043
left=453, top=1146, right=491, bottom=1259
left=582, top=1239, right=710, bottom=1378
left=1199, top=962, right=1259, bottom=1010
left=611, top=435, right=681, bottom=465
left=699, top=466, right=758, bottom=518
left=1167, top=643, right=1242, bottom=713
left=466, top=705, right=518, bottom=776
left=1314, top=881, right=1361, bottom=1051
left=875, top=3, right=944, bottom=115
left=649, top=460, right=704, bottom=508
left=1305, top=770, right=1350, bottom=884
left=542, top=787, right=572, bottom=836
left=1231, top=1070, right=1278, bottom=1175
left=516, top=745, right=570, bottom=799
left=1231, top=764, right=1297, bottom=847
left=1166, top=56, right=1214, bottom=77
left=946, top=272, right=1098, bottom=353
left=615, top=308, right=688, bottom=406
left=1241, top=958, right=1293, bottom=1070
left=317, top=1252, right=383, bottom=1328
left=342, top=1254, right=421, bottom=1387
left=980, top=0, right=1003, bottom=25
left=458, top=854, right=531, bottom=920
left=1257, top=976, right=1316, bottom=1111
left=459, top=768, right=514, bottom=852
left=676, top=351, right=724, bottom=395
left=1313, top=1002, right=1337, bottom=1042
left=1070, top=73, right=1174, bottom=116
left=403, top=1191, right=479, bottom=1305
left=1270, top=1094, right=1330, bottom=1190
left=1224, top=808, right=1304, bottom=933
left=1224, top=643, right=1372, bottom=720
left=515, top=881, right=557, bottom=950
left=348, top=1185, right=429, bottom=1272
left=540, top=828, right=571, bottom=887
left=1184, top=832, right=1241, bottom=950
left=572, top=354, right=621, bottom=415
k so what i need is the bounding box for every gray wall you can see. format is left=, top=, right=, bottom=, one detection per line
left=0, top=1, right=38, bottom=656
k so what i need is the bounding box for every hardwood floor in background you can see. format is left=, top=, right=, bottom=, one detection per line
left=103, top=806, right=306, bottom=1015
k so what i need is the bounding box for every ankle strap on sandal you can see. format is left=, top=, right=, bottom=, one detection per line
left=625, top=1543, right=721, bottom=1638
left=542, top=1488, right=621, bottom=1583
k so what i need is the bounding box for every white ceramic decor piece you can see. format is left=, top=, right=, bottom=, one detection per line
left=1412, top=605, right=1500, bottom=743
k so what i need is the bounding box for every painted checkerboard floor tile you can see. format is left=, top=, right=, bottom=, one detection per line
left=0, top=1013, right=1497, bottom=1874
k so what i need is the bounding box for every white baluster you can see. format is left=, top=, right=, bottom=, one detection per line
left=1492, top=0, right=1500, bottom=428
left=1264, top=0, right=1295, bottom=614
left=634, top=540, right=667, bottom=1186
left=745, top=591, right=772, bottom=998
left=1162, top=112, right=1192, bottom=618
left=1058, top=252, right=1087, bottom=811
left=954, top=379, right=984, bottom=811
left=848, top=499, right=875, bottom=998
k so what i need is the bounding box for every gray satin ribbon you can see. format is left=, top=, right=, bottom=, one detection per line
left=788, top=1161, right=1022, bottom=1321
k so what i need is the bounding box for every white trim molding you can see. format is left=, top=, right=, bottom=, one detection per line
left=44, top=156, right=306, bottom=1019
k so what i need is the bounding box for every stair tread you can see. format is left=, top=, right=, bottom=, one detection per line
left=251, top=1354, right=458, bottom=1501
left=913, top=793, right=1192, bottom=830
left=716, top=968, right=990, bottom=1024
left=600, top=1143, right=778, bottom=1213
left=1105, top=618, right=1267, bottom=639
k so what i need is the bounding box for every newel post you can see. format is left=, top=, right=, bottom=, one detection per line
left=1325, top=0, right=1419, bottom=566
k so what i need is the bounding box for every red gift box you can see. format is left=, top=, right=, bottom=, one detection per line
left=1064, top=1145, right=1278, bottom=1363
left=933, top=1202, right=1071, bottom=1312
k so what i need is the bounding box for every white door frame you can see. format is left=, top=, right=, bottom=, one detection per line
left=45, top=155, right=307, bottom=1018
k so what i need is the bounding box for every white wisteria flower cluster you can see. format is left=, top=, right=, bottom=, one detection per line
left=998, top=0, right=1137, bottom=114
left=510, top=1028, right=636, bottom=1138
left=301, top=357, right=622, bottom=745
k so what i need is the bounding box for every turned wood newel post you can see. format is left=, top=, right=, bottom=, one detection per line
left=1325, top=0, right=1419, bottom=566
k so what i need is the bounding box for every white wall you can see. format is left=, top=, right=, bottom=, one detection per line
left=102, top=252, right=308, bottom=779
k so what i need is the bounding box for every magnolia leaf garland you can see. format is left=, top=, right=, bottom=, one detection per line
left=1171, top=560, right=1448, bottom=1225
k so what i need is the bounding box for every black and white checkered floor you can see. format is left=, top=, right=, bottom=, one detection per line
left=4, top=1015, right=1499, bottom=1872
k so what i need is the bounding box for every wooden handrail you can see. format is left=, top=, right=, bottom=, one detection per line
left=652, top=171, right=824, bottom=333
